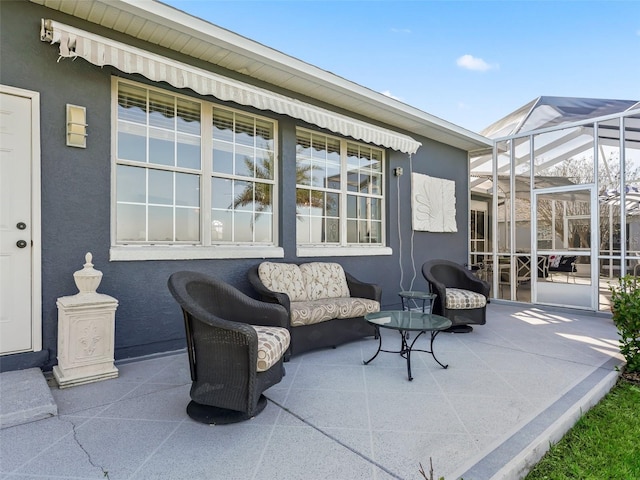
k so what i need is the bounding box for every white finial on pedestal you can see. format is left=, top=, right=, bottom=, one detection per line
left=73, top=252, right=103, bottom=295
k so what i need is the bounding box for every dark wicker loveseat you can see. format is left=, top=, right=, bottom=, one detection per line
left=248, top=262, right=380, bottom=358
left=422, top=259, right=490, bottom=333
left=168, top=271, right=290, bottom=424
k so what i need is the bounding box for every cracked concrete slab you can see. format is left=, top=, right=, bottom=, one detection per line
left=0, top=368, right=57, bottom=429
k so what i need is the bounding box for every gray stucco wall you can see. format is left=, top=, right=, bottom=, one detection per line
left=1, top=0, right=469, bottom=370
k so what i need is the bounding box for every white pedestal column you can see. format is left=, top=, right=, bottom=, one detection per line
left=53, top=253, right=119, bottom=388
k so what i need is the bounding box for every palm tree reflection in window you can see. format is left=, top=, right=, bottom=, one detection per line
left=230, top=154, right=332, bottom=241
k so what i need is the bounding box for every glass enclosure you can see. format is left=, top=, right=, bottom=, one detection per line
left=470, top=98, right=640, bottom=311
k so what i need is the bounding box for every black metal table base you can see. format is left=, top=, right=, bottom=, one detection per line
left=186, top=395, right=267, bottom=424
left=364, top=328, right=448, bottom=381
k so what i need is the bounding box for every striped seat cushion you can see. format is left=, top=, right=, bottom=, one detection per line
left=445, top=288, right=487, bottom=310
left=290, top=297, right=380, bottom=326
left=252, top=325, right=291, bottom=372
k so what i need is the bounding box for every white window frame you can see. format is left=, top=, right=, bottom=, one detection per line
left=295, top=128, right=391, bottom=257
left=110, top=78, right=283, bottom=261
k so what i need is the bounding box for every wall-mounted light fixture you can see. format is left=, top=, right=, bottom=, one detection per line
left=66, top=104, right=87, bottom=148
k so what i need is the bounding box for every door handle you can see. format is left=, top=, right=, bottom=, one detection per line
left=17, top=222, right=27, bottom=230
left=16, top=240, right=28, bottom=248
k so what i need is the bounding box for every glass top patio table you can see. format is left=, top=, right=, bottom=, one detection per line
left=397, top=291, right=437, bottom=313
left=365, top=310, right=450, bottom=331
left=364, top=310, right=451, bottom=381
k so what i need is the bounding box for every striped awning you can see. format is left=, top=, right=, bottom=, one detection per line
left=40, top=19, right=421, bottom=154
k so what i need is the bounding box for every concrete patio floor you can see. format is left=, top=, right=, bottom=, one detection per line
left=0, top=303, right=623, bottom=480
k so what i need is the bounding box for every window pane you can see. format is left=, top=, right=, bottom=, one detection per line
left=369, top=221, right=382, bottom=244
left=370, top=198, right=381, bottom=221
left=212, top=177, right=233, bottom=209
left=327, top=138, right=340, bottom=162
left=233, top=180, right=253, bottom=212
left=347, top=195, right=357, bottom=218
left=149, top=91, right=175, bottom=129
left=234, top=211, right=253, bottom=241
left=117, top=204, right=145, bottom=241
left=176, top=173, right=199, bottom=207
left=347, top=144, right=359, bottom=167
left=296, top=131, right=312, bottom=157
left=359, top=173, right=371, bottom=193
left=371, top=173, right=381, bottom=194
left=255, top=150, right=273, bottom=179
left=312, top=135, right=327, bottom=161
left=326, top=218, right=340, bottom=243
left=213, top=140, right=233, bottom=174
left=177, top=98, right=200, bottom=135
left=177, top=134, right=200, bottom=170
left=212, top=109, right=234, bottom=142
left=211, top=212, right=231, bottom=241
left=309, top=216, right=324, bottom=243
left=256, top=183, right=273, bottom=213
left=297, top=159, right=312, bottom=186
left=359, top=196, right=368, bottom=219
left=347, top=219, right=358, bottom=243
left=346, top=166, right=359, bottom=192
left=326, top=192, right=339, bottom=217
left=176, top=207, right=199, bottom=242
left=255, top=119, right=273, bottom=150
left=149, top=128, right=174, bottom=166
left=235, top=145, right=254, bottom=177
left=235, top=114, right=255, bottom=146
left=118, top=122, right=146, bottom=162
left=148, top=169, right=173, bottom=205
left=254, top=212, right=272, bottom=243
left=326, top=163, right=340, bottom=189
left=117, top=165, right=146, bottom=203
left=371, top=150, right=382, bottom=171
left=359, top=147, right=372, bottom=169
left=358, top=220, right=370, bottom=242
left=118, top=84, right=147, bottom=124
left=312, top=163, right=327, bottom=188
left=296, top=188, right=311, bottom=216
left=296, top=216, right=310, bottom=243
left=148, top=206, right=173, bottom=241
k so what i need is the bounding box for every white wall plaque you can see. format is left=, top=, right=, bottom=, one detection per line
left=411, top=173, right=457, bottom=232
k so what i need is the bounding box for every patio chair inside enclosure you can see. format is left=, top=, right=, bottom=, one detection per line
left=167, top=271, right=290, bottom=425
left=548, top=255, right=577, bottom=282
left=248, top=262, right=381, bottom=358
left=422, top=259, right=490, bottom=333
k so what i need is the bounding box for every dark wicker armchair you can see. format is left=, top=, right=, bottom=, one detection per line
left=168, top=271, right=290, bottom=424
left=422, top=259, right=490, bottom=333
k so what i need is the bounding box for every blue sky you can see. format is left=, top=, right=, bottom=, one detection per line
left=162, top=1, right=639, bottom=133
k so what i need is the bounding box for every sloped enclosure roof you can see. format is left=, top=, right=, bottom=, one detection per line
left=481, top=96, right=638, bottom=139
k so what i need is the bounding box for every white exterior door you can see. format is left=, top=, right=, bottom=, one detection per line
left=0, top=87, right=41, bottom=355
